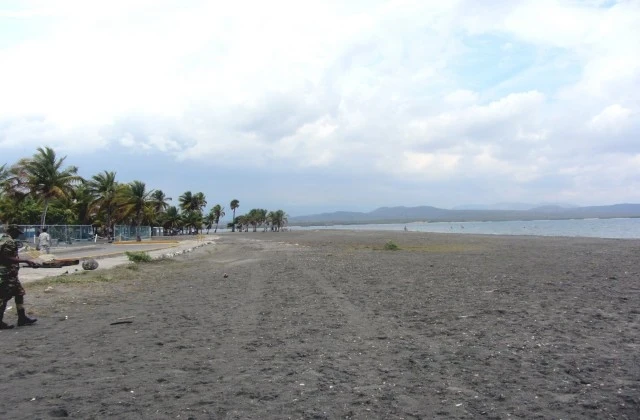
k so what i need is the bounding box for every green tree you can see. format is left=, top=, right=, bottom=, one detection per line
left=235, top=214, right=247, bottom=232
left=269, top=209, right=288, bottom=231
left=230, top=199, right=240, bottom=232
left=246, top=208, right=268, bottom=232
left=161, top=206, right=182, bottom=233
left=179, top=191, right=195, bottom=212
left=204, top=211, right=215, bottom=234
left=179, top=191, right=207, bottom=214
left=150, top=190, right=172, bottom=214
left=182, top=210, right=203, bottom=234
left=211, top=204, right=225, bottom=233
left=119, top=180, right=154, bottom=240
left=15, top=147, right=83, bottom=226
left=86, top=170, right=118, bottom=237
left=193, top=192, right=207, bottom=214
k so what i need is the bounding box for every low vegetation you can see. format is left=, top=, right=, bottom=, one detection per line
left=384, top=241, right=400, bottom=251
left=125, top=251, right=153, bottom=263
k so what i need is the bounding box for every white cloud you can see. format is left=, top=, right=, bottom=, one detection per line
left=443, top=90, right=479, bottom=107
left=589, top=104, right=634, bottom=132
left=1, top=0, right=640, bottom=208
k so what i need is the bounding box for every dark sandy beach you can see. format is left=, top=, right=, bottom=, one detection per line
left=1, top=230, right=639, bottom=419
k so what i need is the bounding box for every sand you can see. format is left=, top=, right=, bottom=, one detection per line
left=1, top=230, right=639, bottom=419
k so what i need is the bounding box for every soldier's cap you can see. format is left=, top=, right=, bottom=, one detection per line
left=5, top=224, right=24, bottom=234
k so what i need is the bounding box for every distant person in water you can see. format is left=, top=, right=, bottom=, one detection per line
left=404, top=226, right=408, bottom=232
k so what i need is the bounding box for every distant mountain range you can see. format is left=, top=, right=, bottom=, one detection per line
left=451, top=202, right=578, bottom=211
left=288, top=204, right=640, bottom=226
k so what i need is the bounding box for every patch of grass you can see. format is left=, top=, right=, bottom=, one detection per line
left=30, top=272, right=115, bottom=287
left=125, top=251, right=153, bottom=263
left=348, top=243, right=484, bottom=253
left=383, top=241, right=400, bottom=251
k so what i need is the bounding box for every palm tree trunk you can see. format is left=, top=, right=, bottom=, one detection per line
left=40, top=198, right=49, bottom=227
left=232, top=210, right=236, bottom=232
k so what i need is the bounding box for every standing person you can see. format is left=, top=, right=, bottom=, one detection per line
left=0, top=225, right=40, bottom=330
left=38, top=227, right=51, bottom=254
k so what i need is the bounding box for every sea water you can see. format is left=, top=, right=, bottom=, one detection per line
left=291, top=218, right=640, bottom=239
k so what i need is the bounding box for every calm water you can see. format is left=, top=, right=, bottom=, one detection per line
left=291, top=218, right=640, bottom=239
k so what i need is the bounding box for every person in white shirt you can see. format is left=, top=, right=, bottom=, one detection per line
left=38, top=228, right=51, bottom=254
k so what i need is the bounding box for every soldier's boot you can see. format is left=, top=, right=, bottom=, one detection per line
left=0, top=300, right=14, bottom=330
left=17, top=308, right=36, bottom=326
left=15, top=296, right=36, bottom=327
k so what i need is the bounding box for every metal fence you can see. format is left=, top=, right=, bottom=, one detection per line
left=2, top=224, right=154, bottom=245
left=113, top=225, right=152, bottom=241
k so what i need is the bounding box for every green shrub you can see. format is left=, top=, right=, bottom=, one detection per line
left=384, top=241, right=400, bottom=251
left=125, top=251, right=152, bottom=263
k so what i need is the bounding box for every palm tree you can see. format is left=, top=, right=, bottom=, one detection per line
left=119, top=180, right=154, bottom=240
left=211, top=204, right=225, bottom=233
left=270, top=209, right=288, bottom=231
left=246, top=208, right=268, bottom=232
left=15, top=146, right=83, bottom=226
left=69, top=183, right=93, bottom=225
left=179, top=191, right=205, bottom=213
left=161, top=206, right=182, bottom=234
left=230, top=199, right=240, bottom=232
left=182, top=210, right=203, bottom=234
left=235, top=214, right=247, bottom=232
left=193, top=192, right=207, bottom=214
left=257, top=208, right=268, bottom=231
left=204, top=211, right=215, bottom=234
left=150, top=190, right=172, bottom=214
left=87, top=170, right=118, bottom=238
left=179, top=191, right=195, bottom=212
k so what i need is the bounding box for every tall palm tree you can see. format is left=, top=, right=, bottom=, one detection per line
left=86, top=170, right=118, bottom=238
left=211, top=204, right=225, bottom=233
left=119, top=180, right=154, bottom=240
left=150, top=190, right=172, bottom=214
left=179, top=191, right=191, bottom=211
left=230, top=199, right=240, bottom=232
left=179, top=191, right=206, bottom=214
left=204, top=211, right=215, bottom=234
left=15, top=146, right=83, bottom=226
left=194, top=192, right=207, bottom=213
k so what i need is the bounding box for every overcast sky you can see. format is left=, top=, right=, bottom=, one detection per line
left=1, top=0, right=639, bottom=216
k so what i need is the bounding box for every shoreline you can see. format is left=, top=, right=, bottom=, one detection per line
left=288, top=217, right=640, bottom=239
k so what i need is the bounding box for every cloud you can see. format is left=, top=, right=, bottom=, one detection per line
left=1, top=0, right=639, bottom=210
left=589, top=104, right=634, bottom=132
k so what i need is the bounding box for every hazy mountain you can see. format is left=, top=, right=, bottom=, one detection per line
left=452, top=202, right=578, bottom=211
left=288, top=204, right=640, bottom=225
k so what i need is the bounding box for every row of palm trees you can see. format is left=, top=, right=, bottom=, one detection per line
left=0, top=147, right=288, bottom=236
left=233, top=209, right=288, bottom=232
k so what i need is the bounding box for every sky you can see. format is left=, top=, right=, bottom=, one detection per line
left=1, top=0, right=639, bottom=216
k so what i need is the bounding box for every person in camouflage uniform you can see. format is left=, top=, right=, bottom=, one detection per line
left=0, top=225, right=40, bottom=330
